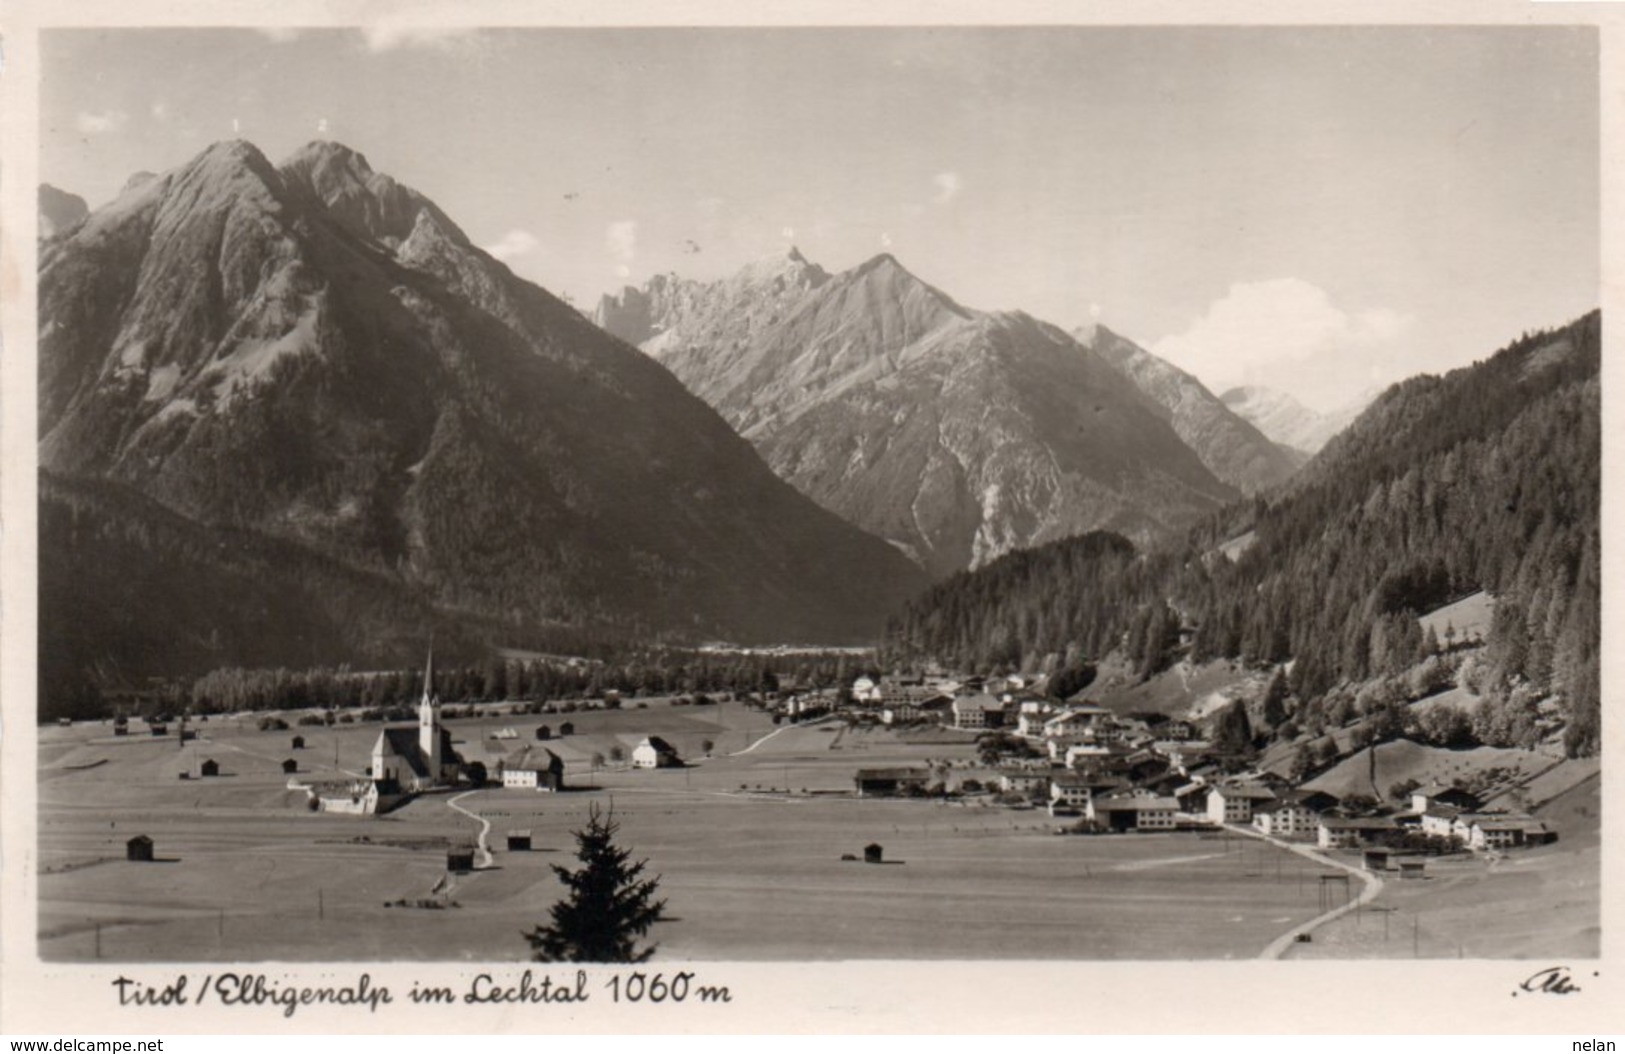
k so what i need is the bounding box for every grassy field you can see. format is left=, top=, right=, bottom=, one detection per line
left=40, top=712, right=1330, bottom=962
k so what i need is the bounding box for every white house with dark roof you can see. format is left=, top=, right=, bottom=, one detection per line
left=1252, top=799, right=1318, bottom=840
left=1089, top=795, right=1179, bottom=831
left=502, top=745, right=566, bottom=791
left=1317, top=816, right=1398, bottom=849
left=1467, top=816, right=1548, bottom=851
left=632, top=736, right=682, bottom=769
left=1206, top=783, right=1278, bottom=825
left=952, top=694, right=1005, bottom=730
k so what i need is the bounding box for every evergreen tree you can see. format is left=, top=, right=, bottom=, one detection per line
left=1260, top=669, right=1290, bottom=731
left=525, top=803, right=667, bottom=963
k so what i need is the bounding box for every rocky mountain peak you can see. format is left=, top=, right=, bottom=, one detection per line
left=278, top=139, right=458, bottom=248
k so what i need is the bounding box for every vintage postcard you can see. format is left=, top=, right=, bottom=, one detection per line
left=1, top=0, right=1621, bottom=1036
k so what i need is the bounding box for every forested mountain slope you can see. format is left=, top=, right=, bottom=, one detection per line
left=886, top=312, right=1601, bottom=756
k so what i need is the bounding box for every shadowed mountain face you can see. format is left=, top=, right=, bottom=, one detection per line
left=39, top=140, right=929, bottom=683
left=39, top=184, right=89, bottom=240
left=1085, top=326, right=1302, bottom=494
left=598, top=253, right=1238, bottom=578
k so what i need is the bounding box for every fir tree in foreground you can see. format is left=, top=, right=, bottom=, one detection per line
left=526, top=803, right=668, bottom=962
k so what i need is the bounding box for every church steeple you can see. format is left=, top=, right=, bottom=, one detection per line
left=419, top=641, right=441, bottom=772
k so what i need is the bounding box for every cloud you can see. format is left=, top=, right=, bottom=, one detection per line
left=606, top=220, right=637, bottom=277
left=482, top=229, right=541, bottom=263
left=75, top=109, right=127, bottom=135
left=932, top=171, right=961, bottom=205
left=359, top=24, right=478, bottom=53
left=1152, top=278, right=1412, bottom=403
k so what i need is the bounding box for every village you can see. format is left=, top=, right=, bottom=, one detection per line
left=37, top=637, right=1597, bottom=963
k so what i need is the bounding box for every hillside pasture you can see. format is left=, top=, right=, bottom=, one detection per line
left=1094, top=659, right=1259, bottom=721
left=1302, top=738, right=1556, bottom=802
left=1418, top=591, right=1494, bottom=645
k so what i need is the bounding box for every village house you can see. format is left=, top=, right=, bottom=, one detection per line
left=1089, top=795, right=1179, bottom=832
left=1410, top=785, right=1482, bottom=814
left=851, top=676, right=883, bottom=704
left=881, top=703, right=918, bottom=725
left=1042, top=704, right=1114, bottom=741
left=1206, top=783, right=1278, bottom=825
left=951, top=694, right=1006, bottom=731
left=1173, top=780, right=1212, bottom=814
left=1419, top=804, right=1467, bottom=839
left=1467, top=816, right=1549, bottom=851
left=1051, top=774, right=1126, bottom=813
left=1016, top=708, right=1053, bottom=738
left=1152, top=739, right=1214, bottom=772
left=502, top=746, right=566, bottom=791
left=1317, top=816, right=1398, bottom=850
left=1251, top=791, right=1336, bottom=840
left=997, top=769, right=1052, bottom=797
left=632, top=736, right=682, bottom=769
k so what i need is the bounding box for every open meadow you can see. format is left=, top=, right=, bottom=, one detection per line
left=40, top=709, right=1333, bottom=962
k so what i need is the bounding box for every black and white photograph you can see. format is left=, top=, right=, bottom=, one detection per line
left=3, top=1, right=1620, bottom=1036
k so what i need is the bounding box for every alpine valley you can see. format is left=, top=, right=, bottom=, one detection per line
left=38, top=140, right=932, bottom=705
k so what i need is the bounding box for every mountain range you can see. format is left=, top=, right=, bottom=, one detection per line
left=38, top=140, right=930, bottom=696
left=596, top=252, right=1293, bottom=578
left=1219, top=384, right=1370, bottom=457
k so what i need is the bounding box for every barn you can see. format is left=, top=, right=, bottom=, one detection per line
left=446, top=848, right=476, bottom=872
left=126, top=835, right=154, bottom=862
left=506, top=830, right=533, bottom=852
left=864, top=843, right=884, bottom=864
left=853, top=768, right=930, bottom=798
left=292, top=735, right=306, bottom=750
left=282, top=758, right=299, bottom=774
left=200, top=759, right=220, bottom=777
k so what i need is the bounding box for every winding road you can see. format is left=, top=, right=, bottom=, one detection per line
left=447, top=790, right=494, bottom=869
left=1239, top=824, right=1386, bottom=959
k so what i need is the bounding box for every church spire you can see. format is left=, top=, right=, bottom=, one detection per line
left=419, top=637, right=442, bottom=774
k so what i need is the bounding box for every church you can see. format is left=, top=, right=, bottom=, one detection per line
left=370, top=651, right=462, bottom=793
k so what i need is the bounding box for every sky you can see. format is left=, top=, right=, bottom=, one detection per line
left=40, top=25, right=1598, bottom=412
